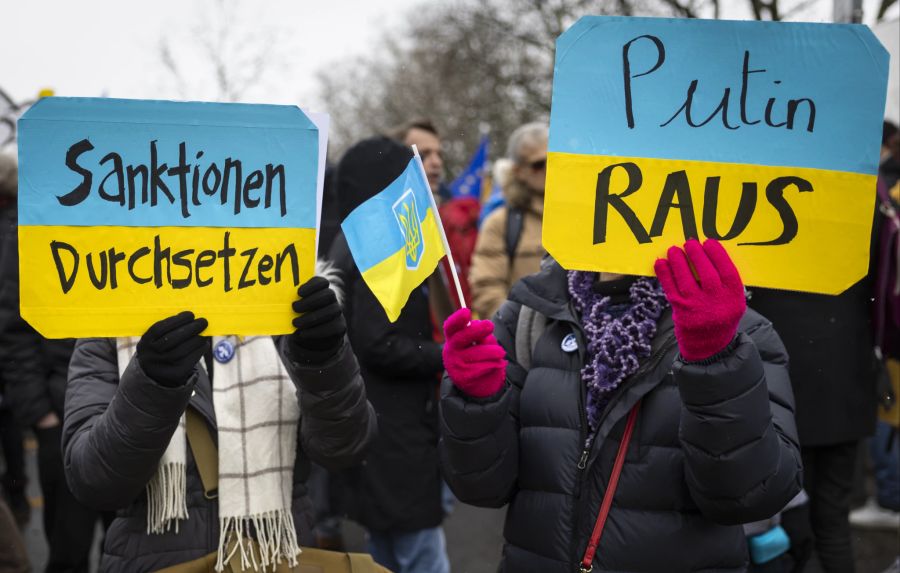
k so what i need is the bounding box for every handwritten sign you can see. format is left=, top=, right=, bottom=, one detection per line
left=18, top=97, right=327, bottom=338
left=544, top=17, right=890, bottom=294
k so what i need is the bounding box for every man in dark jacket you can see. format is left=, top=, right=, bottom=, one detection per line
left=750, top=213, right=881, bottom=572
left=0, top=151, right=102, bottom=573
left=62, top=272, right=376, bottom=573
left=330, top=137, right=450, bottom=573
left=440, top=255, right=802, bottom=573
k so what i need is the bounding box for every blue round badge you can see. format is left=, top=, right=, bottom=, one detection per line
left=214, top=340, right=235, bottom=364
left=561, top=333, right=578, bottom=353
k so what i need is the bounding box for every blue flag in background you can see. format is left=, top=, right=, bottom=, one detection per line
left=449, top=136, right=488, bottom=199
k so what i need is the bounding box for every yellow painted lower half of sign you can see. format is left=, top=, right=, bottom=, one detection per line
left=19, top=225, right=316, bottom=338
left=544, top=152, right=876, bottom=295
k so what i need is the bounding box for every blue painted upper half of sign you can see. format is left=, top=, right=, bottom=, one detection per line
left=18, top=97, right=319, bottom=228
left=549, top=17, right=889, bottom=175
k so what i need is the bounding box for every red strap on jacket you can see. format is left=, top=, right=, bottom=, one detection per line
left=580, top=401, right=641, bottom=573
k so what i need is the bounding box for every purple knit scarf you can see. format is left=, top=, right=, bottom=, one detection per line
left=567, top=272, right=668, bottom=434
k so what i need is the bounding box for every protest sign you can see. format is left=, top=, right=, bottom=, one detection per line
left=18, top=97, right=327, bottom=337
left=544, top=17, right=890, bottom=294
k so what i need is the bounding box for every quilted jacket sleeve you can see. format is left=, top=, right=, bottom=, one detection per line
left=62, top=338, right=195, bottom=511
left=674, top=316, right=803, bottom=525
left=279, top=337, right=376, bottom=471
left=438, top=300, right=523, bottom=507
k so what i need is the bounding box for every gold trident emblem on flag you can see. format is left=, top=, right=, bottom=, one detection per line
left=393, top=189, right=425, bottom=270
left=397, top=201, right=422, bottom=265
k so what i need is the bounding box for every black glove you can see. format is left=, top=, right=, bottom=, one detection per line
left=288, top=277, right=346, bottom=364
left=136, top=311, right=209, bottom=387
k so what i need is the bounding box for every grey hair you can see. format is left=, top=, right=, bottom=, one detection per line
left=506, top=122, right=548, bottom=164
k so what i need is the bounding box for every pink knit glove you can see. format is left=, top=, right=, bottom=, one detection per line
left=442, top=308, right=508, bottom=398
left=654, top=239, right=746, bottom=362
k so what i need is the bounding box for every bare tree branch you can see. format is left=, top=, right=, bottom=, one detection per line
left=657, top=0, right=699, bottom=18
left=878, top=0, right=898, bottom=19
left=157, top=0, right=287, bottom=102
left=782, top=0, right=821, bottom=19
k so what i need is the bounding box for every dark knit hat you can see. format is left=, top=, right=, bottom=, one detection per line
left=335, top=136, right=413, bottom=220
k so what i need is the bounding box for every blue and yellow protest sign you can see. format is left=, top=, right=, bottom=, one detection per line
left=341, top=156, right=447, bottom=322
left=18, top=97, right=327, bottom=337
left=544, top=17, right=890, bottom=294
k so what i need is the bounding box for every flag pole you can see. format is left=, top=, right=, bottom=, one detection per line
left=412, top=144, right=467, bottom=310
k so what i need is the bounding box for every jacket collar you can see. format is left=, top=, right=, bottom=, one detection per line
left=509, top=259, right=679, bottom=452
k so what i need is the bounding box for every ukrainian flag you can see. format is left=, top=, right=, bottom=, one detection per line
left=342, top=158, right=446, bottom=322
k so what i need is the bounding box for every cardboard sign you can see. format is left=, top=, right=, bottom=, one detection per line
left=18, top=97, right=327, bottom=338
left=544, top=17, right=890, bottom=294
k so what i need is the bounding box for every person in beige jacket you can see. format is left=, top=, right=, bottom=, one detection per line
left=470, top=122, right=548, bottom=319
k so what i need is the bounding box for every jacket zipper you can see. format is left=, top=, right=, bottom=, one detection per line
left=570, top=334, right=677, bottom=566
left=574, top=334, right=676, bottom=474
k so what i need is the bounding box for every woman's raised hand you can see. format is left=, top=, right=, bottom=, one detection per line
left=442, top=308, right=508, bottom=398
left=654, top=239, right=746, bottom=362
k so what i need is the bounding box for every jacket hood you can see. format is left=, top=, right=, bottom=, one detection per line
left=335, top=136, right=414, bottom=220
left=507, top=257, right=575, bottom=322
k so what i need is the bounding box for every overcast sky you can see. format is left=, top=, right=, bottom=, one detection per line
left=2, top=0, right=897, bottom=112
left=1, top=0, right=423, bottom=107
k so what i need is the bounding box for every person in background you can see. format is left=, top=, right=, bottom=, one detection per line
left=477, top=158, right=513, bottom=228
left=0, top=153, right=28, bottom=532
left=469, top=122, right=547, bottom=319
left=749, top=176, right=883, bottom=571
left=389, top=119, right=449, bottom=204
left=850, top=121, right=900, bottom=530
left=0, top=151, right=103, bottom=573
left=879, top=121, right=899, bottom=190
left=333, top=137, right=450, bottom=573
left=0, top=396, right=28, bottom=530
left=440, top=239, right=802, bottom=572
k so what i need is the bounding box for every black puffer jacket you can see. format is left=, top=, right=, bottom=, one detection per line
left=347, top=273, right=445, bottom=532
left=63, top=336, right=375, bottom=573
left=749, top=283, right=878, bottom=446
left=0, top=197, right=75, bottom=426
left=330, top=137, right=446, bottom=533
left=439, top=260, right=802, bottom=573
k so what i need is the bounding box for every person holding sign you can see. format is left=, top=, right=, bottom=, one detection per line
left=61, top=270, right=377, bottom=573
left=438, top=239, right=802, bottom=573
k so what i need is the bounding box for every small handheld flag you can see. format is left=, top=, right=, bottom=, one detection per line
left=342, top=148, right=465, bottom=321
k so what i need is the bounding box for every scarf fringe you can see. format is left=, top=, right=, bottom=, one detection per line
left=145, top=462, right=188, bottom=534
left=215, top=510, right=302, bottom=572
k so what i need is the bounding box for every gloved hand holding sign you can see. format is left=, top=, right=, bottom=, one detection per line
left=136, top=311, right=209, bottom=387
left=654, top=239, right=746, bottom=362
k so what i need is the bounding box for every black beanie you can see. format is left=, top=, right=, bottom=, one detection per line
left=335, top=136, right=414, bottom=220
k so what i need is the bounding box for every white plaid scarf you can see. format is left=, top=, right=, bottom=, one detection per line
left=116, top=335, right=301, bottom=572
